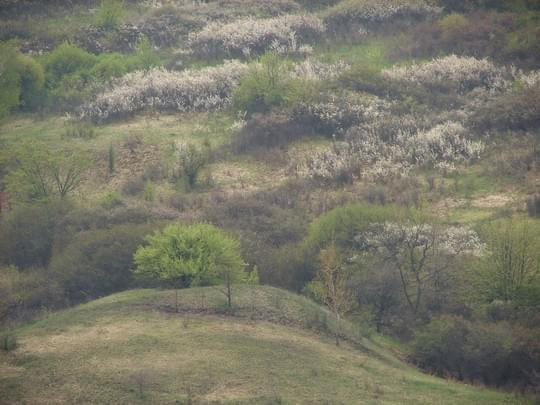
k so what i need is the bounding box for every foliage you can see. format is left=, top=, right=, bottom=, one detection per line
left=411, top=315, right=540, bottom=387
left=476, top=219, right=540, bottom=303
left=233, top=53, right=346, bottom=115
left=381, top=55, right=513, bottom=94
left=49, top=223, right=155, bottom=303
left=0, top=42, right=45, bottom=116
left=323, top=0, right=441, bottom=34
left=298, top=120, right=484, bottom=182
left=355, top=220, right=485, bottom=315
left=188, top=14, right=324, bottom=58
left=310, top=244, right=354, bottom=345
left=96, top=0, right=125, bottom=30
left=3, top=141, right=90, bottom=202
left=134, top=223, right=246, bottom=291
left=80, top=60, right=249, bottom=121
left=470, top=81, right=540, bottom=131
left=174, top=142, right=208, bottom=189
left=0, top=200, right=71, bottom=269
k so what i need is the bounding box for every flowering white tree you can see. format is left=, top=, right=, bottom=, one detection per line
left=355, top=221, right=485, bottom=315
left=324, top=0, right=441, bottom=26
left=79, top=61, right=249, bottom=121
left=382, top=55, right=514, bottom=94
left=188, top=14, right=325, bottom=58
left=297, top=120, right=484, bottom=182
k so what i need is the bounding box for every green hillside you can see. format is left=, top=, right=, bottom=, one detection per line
left=0, top=286, right=527, bottom=404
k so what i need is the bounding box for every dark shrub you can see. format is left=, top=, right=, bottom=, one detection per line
left=49, top=223, right=157, bottom=303
left=231, top=113, right=307, bottom=153
left=527, top=194, right=540, bottom=217
left=0, top=200, right=71, bottom=269
left=471, top=85, right=540, bottom=132
left=412, top=316, right=540, bottom=388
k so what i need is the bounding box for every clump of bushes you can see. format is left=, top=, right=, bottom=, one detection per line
left=297, top=120, right=484, bottom=182
left=95, top=0, right=125, bottom=30
left=470, top=81, right=540, bottom=131
left=381, top=55, right=513, bottom=94
left=79, top=60, right=249, bottom=121
left=0, top=42, right=45, bottom=117
left=233, top=53, right=347, bottom=116
left=323, top=0, right=441, bottom=35
left=411, top=316, right=540, bottom=388
left=400, top=10, right=540, bottom=69
left=290, top=93, right=390, bottom=136
left=188, top=14, right=325, bottom=58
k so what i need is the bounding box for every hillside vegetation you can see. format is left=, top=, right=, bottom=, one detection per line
left=0, top=286, right=528, bottom=404
left=1, top=0, right=539, bottom=401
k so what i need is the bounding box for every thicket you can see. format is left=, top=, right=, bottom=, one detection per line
left=0, top=40, right=160, bottom=116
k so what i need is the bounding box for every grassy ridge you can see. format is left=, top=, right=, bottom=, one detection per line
left=0, top=286, right=529, bottom=404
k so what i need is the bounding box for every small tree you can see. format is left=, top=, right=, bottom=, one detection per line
left=134, top=224, right=246, bottom=312
left=312, top=243, right=353, bottom=345
left=3, top=141, right=89, bottom=202
left=479, top=219, right=540, bottom=302
left=96, top=0, right=125, bottom=30
left=358, top=220, right=485, bottom=317
left=175, top=142, right=207, bottom=190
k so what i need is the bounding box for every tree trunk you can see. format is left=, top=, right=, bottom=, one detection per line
left=175, top=289, right=179, bottom=313
left=335, top=313, right=340, bottom=346
left=227, top=282, right=232, bottom=309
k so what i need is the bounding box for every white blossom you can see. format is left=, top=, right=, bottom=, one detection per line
left=79, top=61, right=249, bottom=121
left=188, top=14, right=325, bottom=58
left=382, top=55, right=514, bottom=93
left=324, top=0, right=441, bottom=24
left=360, top=221, right=486, bottom=258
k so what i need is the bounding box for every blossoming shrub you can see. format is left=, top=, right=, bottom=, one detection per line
left=79, top=60, right=249, bottom=121
left=188, top=14, right=325, bottom=58
left=381, top=55, right=513, bottom=94
left=297, top=120, right=484, bottom=182
left=323, top=0, right=441, bottom=35
left=290, top=94, right=390, bottom=136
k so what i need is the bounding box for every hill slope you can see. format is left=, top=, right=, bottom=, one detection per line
left=0, top=286, right=528, bottom=404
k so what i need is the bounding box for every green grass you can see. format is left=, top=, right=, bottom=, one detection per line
left=0, top=286, right=530, bottom=404
left=314, top=38, right=394, bottom=69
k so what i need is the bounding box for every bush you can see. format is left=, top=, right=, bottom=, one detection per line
left=402, top=11, right=540, bottom=69
left=0, top=333, right=17, bottom=351
left=298, top=120, right=484, bottom=182
left=233, top=54, right=345, bottom=116
left=470, top=83, right=540, bottom=131
left=231, top=113, right=306, bottom=152
left=0, top=42, right=45, bottom=116
left=323, top=0, right=441, bottom=35
left=80, top=61, right=249, bottom=121
left=44, top=42, right=97, bottom=85
left=0, top=200, right=71, bottom=269
left=188, top=14, right=324, bottom=58
left=381, top=55, right=512, bottom=94
left=49, top=223, right=156, bottom=302
left=411, top=316, right=540, bottom=388
left=96, top=0, right=125, bottom=30
left=527, top=194, right=540, bottom=217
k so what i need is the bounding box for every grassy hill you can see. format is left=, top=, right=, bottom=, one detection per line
left=0, top=286, right=529, bottom=404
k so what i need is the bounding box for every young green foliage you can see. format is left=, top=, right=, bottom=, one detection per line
left=134, top=224, right=246, bottom=310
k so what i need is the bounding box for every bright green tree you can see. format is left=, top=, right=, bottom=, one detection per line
left=134, top=224, right=248, bottom=311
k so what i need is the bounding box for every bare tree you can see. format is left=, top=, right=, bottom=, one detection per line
left=358, top=221, right=484, bottom=317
